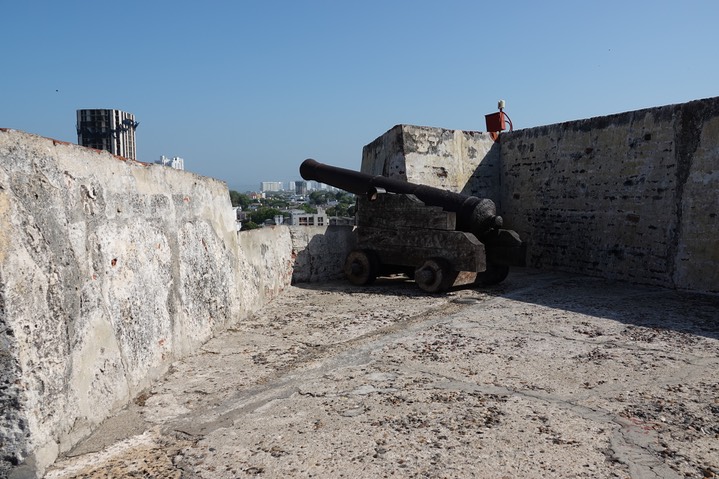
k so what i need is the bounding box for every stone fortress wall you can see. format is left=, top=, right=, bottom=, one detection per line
left=500, top=97, right=719, bottom=292
left=1, top=95, right=717, bottom=477
left=0, top=129, right=353, bottom=478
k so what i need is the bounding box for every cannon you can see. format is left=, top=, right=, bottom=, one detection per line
left=300, top=159, right=525, bottom=292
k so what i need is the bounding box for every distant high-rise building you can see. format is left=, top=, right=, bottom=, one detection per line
left=261, top=181, right=283, bottom=192
left=76, top=109, right=138, bottom=160
left=157, top=155, right=185, bottom=170
left=295, top=180, right=307, bottom=196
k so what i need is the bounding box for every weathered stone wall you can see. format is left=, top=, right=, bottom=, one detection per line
left=361, top=124, right=500, bottom=201
left=0, top=129, right=354, bottom=478
left=290, top=225, right=356, bottom=284
left=500, top=97, right=719, bottom=292
left=233, top=225, right=354, bottom=314
left=0, top=129, right=242, bottom=477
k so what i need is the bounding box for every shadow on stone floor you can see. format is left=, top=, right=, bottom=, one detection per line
left=294, top=268, right=719, bottom=341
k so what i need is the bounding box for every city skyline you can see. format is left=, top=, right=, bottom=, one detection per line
left=256, top=180, right=338, bottom=195
left=2, top=1, right=718, bottom=192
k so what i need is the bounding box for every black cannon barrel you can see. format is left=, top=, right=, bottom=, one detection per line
left=299, top=159, right=503, bottom=238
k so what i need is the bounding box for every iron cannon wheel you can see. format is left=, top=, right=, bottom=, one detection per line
left=414, top=258, right=457, bottom=293
left=474, top=263, right=510, bottom=286
left=344, top=249, right=380, bottom=285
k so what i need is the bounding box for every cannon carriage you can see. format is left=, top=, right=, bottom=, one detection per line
left=299, top=159, right=525, bottom=293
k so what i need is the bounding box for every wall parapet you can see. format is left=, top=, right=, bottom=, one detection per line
left=499, top=96, right=719, bottom=292
left=0, top=129, right=354, bottom=478
left=0, top=129, right=243, bottom=477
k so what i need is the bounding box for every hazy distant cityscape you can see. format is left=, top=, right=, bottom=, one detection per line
left=254, top=180, right=339, bottom=195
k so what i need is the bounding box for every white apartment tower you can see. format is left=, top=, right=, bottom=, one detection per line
left=157, top=155, right=185, bottom=170
left=261, top=181, right=283, bottom=192
left=76, top=109, right=138, bottom=160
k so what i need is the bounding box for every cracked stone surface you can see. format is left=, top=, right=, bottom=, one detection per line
left=44, top=269, right=719, bottom=479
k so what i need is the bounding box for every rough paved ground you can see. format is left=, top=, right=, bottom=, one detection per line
left=45, top=269, right=719, bottom=479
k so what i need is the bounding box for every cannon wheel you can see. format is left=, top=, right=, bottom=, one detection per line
left=344, top=249, right=380, bottom=285
left=414, top=258, right=457, bottom=293
left=474, top=263, right=510, bottom=286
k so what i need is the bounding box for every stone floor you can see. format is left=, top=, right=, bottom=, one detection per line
left=44, top=269, right=719, bottom=479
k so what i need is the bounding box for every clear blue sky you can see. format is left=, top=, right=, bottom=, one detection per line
left=2, top=1, right=717, bottom=191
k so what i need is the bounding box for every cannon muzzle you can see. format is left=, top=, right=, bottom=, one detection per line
left=300, top=158, right=503, bottom=238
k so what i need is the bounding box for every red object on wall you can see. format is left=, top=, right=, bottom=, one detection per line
left=485, top=111, right=506, bottom=132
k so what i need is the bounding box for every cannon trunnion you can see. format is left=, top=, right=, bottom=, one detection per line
left=300, top=159, right=525, bottom=293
